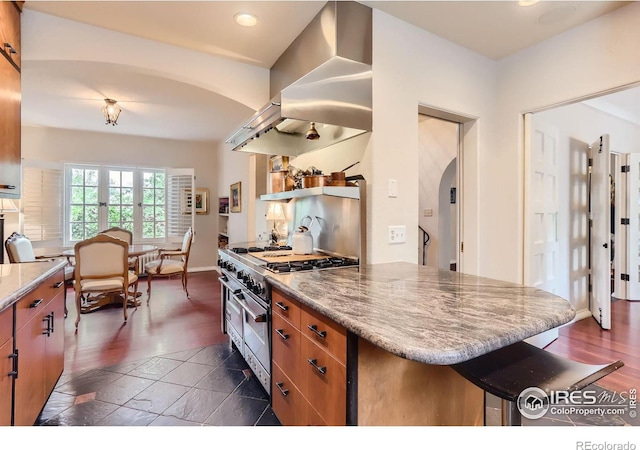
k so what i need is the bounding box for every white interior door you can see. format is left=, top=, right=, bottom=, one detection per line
left=524, top=114, right=560, bottom=347
left=589, top=135, right=611, bottom=329
left=627, top=153, right=640, bottom=300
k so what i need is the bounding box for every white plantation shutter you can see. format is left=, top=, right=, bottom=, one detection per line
left=22, top=161, right=64, bottom=246
left=166, top=168, right=195, bottom=243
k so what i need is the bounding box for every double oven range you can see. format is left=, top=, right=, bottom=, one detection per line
left=217, top=244, right=359, bottom=394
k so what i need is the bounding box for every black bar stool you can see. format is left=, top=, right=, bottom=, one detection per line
left=453, top=341, right=624, bottom=425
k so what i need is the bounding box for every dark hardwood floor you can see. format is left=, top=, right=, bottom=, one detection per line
left=545, top=299, right=640, bottom=394
left=63, top=271, right=226, bottom=375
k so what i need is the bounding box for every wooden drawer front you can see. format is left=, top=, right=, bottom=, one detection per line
left=303, top=400, right=327, bottom=426
left=271, top=362, right=303, bottom=426
left=271, top=312, right=300, bottom=383
left=272, top=289, right=301, bottom=328
left=300, top=305, right=347, bottom=365
left=299, top=337, right=346, bottom=425
left=0, top=305, right=12, bottom=347
left=0, top=1, right=21, bottom=68
left=15, top=270, right=65, bottom=330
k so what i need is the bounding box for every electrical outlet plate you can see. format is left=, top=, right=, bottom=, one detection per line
left=388, top=225, right=406, bottom=243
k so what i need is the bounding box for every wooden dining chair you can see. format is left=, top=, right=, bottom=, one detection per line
left=73, top=234, right=139, bottom=328
left=144, top=227, right=193, bottom=303
left=99, top=226, right=138, bottom=273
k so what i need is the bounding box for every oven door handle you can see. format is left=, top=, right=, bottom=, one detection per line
left=233, top=293, right=267, bottom=323
left=219, top=278, right=242, bottom=295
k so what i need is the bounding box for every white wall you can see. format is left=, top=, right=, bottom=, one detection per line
left=367, top=10, right=497, bottom=271
left=495, top=2, right=640, bottom=283
left=22, top=125, right=219, bottom=271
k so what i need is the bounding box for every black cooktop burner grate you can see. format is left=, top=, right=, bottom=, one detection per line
left=266, top=257, right=359, bottom=273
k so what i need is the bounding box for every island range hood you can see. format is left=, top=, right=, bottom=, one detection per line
left=225, top=1, right=372, bottom=157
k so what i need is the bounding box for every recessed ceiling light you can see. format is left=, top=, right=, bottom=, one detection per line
left=518, top=0, right=539, bottom=6
left=234, top=12, right=257, bottom=27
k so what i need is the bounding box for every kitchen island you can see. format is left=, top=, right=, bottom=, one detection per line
left=265, top=262, right=576, bottom=425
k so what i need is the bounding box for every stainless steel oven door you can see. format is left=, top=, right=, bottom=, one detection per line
left=237, top=291, right=270, bottom=372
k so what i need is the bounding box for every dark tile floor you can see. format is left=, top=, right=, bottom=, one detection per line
left=37, top=338, right=635, bottom=427
left=36, top=341, right=280, bottom=426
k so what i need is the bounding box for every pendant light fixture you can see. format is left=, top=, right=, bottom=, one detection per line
left=102, top=98, right=121, bottom=126
left=305, top=122, right=320, bottom=140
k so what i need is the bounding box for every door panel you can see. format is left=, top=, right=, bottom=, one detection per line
left=524, top=114, right=560, bottom=347
left=590, top=135, right=611, bottom=329
left=626, top=153, right=640, bottom=300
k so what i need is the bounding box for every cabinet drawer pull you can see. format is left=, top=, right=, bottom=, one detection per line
left=54, top=281, right=64, bottom=288
left=8, top=349, right=18, bottom=379
left=275, top=382, right=289, bottom=397
left=275, top=329, right=289, bottom=340
left=4, top=43, right=17, bottom=54
left=307, top=324, right=327, bottom=339
left=50, top=311, right=55, bottom=333
left=43, top=315, right=51, bottom=337
left=0, top=184, right=16, bottom=189
left=29, top=298, right=43, bottom=308
left=275, top=302, right=289, bottom=312
left=307, top=358, right=326, bottom=375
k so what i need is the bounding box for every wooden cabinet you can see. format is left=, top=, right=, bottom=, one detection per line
left=1, top=268, right=65, bottom=426
left=0, top=1, right=21, bottom=199
left=0, top=307, right=13, bottom=426
left=271, top=287, right=347, bottom=426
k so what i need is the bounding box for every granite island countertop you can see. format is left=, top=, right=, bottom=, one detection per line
left=265, top=262, right=576, bottom=365
left=0, top=260, right=69, bottom=313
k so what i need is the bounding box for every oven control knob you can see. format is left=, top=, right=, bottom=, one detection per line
left=253, top=282, right=264, bottom=295
left=237, top=270, right=245, bottom=280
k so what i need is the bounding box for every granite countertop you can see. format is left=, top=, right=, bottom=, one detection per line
left=265, top=262, right=576, bottom=365
left=0, top=260, right=69, bottom=313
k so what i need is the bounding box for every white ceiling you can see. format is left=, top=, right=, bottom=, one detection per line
left=21, top=0, right=638, bottom=143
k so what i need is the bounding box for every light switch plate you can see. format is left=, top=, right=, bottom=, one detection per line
left=388, top=225, right=406, bottom=243
left=388, top=179, right=398, bottom=198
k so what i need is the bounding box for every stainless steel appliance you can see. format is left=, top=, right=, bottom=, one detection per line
left=217, top=244, right=361, bottom=394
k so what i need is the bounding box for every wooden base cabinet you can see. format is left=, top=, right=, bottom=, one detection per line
left=3, top=269, right=66, bottom=426
left=0, top=307, right=13, bottom=426
left=271, top=288, right=347, bottom=426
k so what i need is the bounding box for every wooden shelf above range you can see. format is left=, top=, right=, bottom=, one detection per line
left=260, top=185, right=361, bottom=202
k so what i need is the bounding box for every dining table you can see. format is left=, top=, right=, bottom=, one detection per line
left=62, top=244, right=158, bottom=314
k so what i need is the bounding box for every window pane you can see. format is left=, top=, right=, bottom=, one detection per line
left=86, top=206, right=98, bottom=222
left=86, top=223, right=99, bottom=237
left=155, top=173, right=165, bottom=189
left=85, top=170, right=99, bottom=186
left=71, top=205, right=84, bottom=222
left=143, top=206, right=155, bottom=221
left=71, top=223, right=84, bottom=240
left=109, top=188, right=121, bottom=204
left=71, top=186, right=84, bottom=204
left=143, top=222, right=154, bottom=238
left=109, top=171, right=120, bottom=187
left=155, top=189, right=165, bottom=204
left=122, top=206, right=134, bottom=222
left=85, top=187, right=99, bottom=204
left=122, top=188, right=133, bottom=204
left=71, top=169, right=84, bottom=185
left=108, top=206, right=121, bottom=223
left=123, top=222, right=134, bottom=233
left=122, top=171, right=134, bottom=188
left=155, top=206, right=166, bottom=221
left=143, top=189, right=154, bottom=205
left=143, top=173, right=154, bottom=189
left=155, top=222, right=165, bottom=238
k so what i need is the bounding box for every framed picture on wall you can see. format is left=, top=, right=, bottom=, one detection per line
left=230, top=182, right=242, bottom=213
left=195, top=188, right=209, bottom=215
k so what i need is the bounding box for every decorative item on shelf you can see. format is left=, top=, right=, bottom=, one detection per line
left=266, top=202, right=287, bottom=244
left=0, top=198, right=19, bottom=264
left=269, top=155, right=289, bottom=172
left=101, top=98, right=121, bottom=126
left=218, top=197, right=229, bottom=214
left=230, top=182, right=242, bottom=213
left=305, top=122, right=320, bottom=140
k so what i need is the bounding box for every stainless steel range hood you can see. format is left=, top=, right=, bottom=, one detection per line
left=226, top=1, right=372, bottom=157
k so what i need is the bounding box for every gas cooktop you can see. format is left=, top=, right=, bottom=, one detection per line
left=230, top=245, right=292, bottom=254
left=264, top=257, right=359, bottom=274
